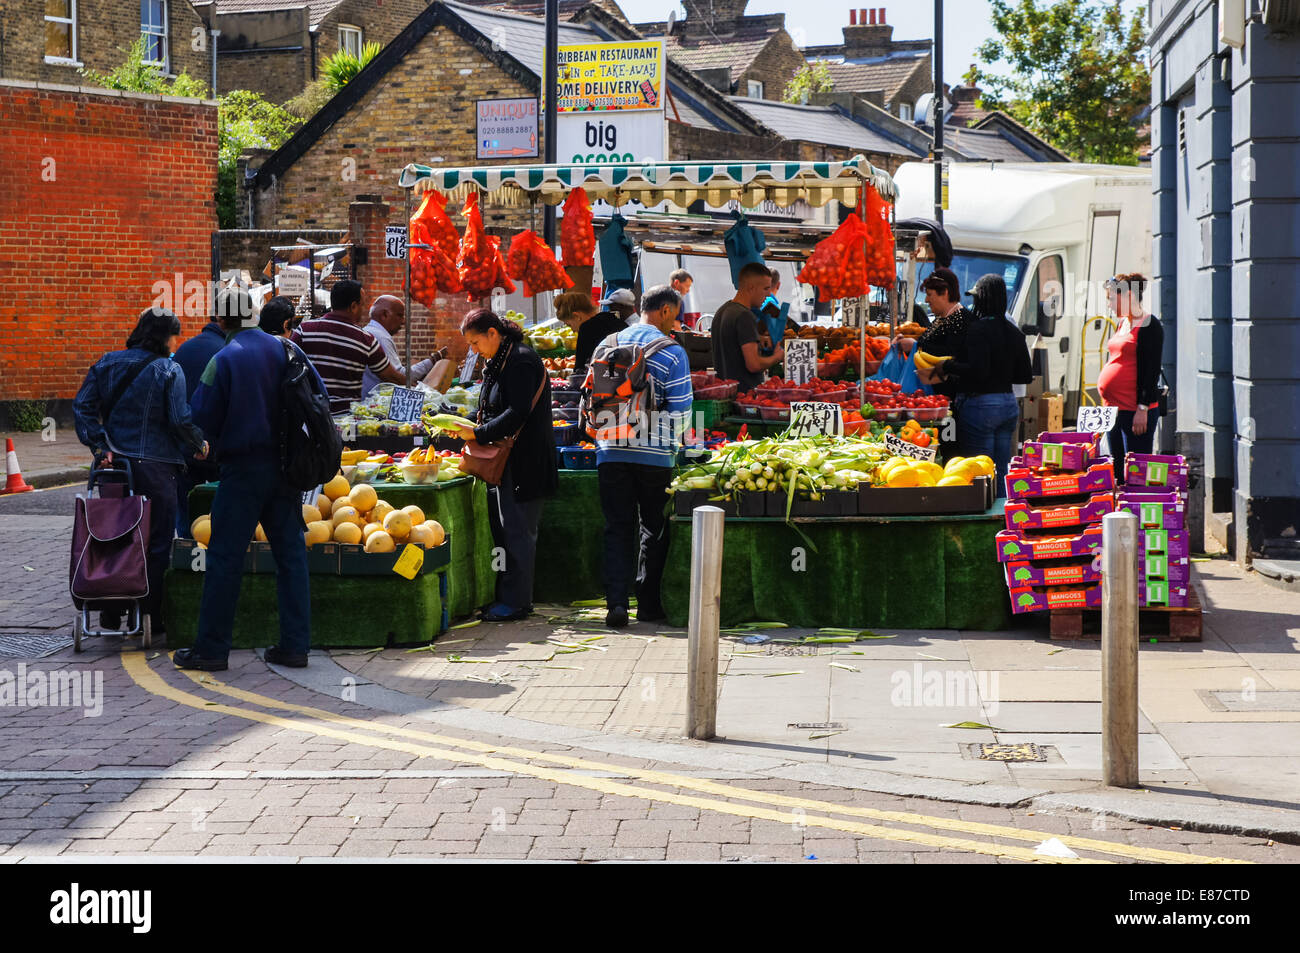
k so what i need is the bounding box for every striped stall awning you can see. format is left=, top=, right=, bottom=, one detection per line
left=397, top=155, right=897, bottom=208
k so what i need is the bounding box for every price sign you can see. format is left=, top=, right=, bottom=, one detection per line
left=785, top=338, right=817, bottom=385
left=788, top=402, right=843, bottom=439
left=461, top=348, right=480, bottom=382
left=385, top=225, right=408, bottom=260
left=387, top=386, right=424, bottom=423
left=1076, top=405, right=1120, bottom=433
left=883, top=432, right=938, bottom=463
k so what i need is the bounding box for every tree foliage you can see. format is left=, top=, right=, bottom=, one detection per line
left=967, top=0, right=1149, bottom=164
left=79, top=36, right=209, bottom=97
left=782, top=62, right=835, bottom=105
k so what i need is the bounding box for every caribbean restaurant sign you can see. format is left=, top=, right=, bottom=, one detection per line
left=553, top=40, right=665, bottom=113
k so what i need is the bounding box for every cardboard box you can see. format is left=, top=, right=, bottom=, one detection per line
left=1125, top=453, right=1190, bottom=490
left=996, top=524, right=1104, bottom=562
left=1009, top=583, right=1103, bottom=614
left=1004, top=491, right=1115, bottom=531
left=1022, top=430, right=1101, bottom=471
left=1037, top=393, right=1063, bottom=435
left=1139, top=529, right=1191, bottom=558
left=1005, top=459, right=1116, bottom=500
left=1117, top=492, right=1186, bottom=530
left=1005, top=557, right=1101, bottom=588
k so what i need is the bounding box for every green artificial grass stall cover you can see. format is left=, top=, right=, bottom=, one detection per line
left=163, top=568, right=445, bottom=648
left=533, top=470, right=606, bottom=605
left=189, top=477, right=494, bottom=619
left=660, top=513, right=1012, bottom=631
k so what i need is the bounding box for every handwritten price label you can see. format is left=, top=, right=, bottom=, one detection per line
left=385, top=226, right=408, bottom=260
left=1076, top=405, right=1119, bottom=433
left=387, top=386, right=425, bottom=423
left=785, top=339, right=817, bottom=386
left=883, top=432, right=938, bottom=462
left=787, top=402, right=843, bottom=438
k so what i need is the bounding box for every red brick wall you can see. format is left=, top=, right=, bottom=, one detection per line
left=0, top=82, right=218, bottom=401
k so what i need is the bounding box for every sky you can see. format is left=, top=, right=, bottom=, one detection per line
left=616, top=0, right=1147, bottom=88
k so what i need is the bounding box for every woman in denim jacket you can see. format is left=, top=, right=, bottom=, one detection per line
left=74, top=307, right=209, bottom=634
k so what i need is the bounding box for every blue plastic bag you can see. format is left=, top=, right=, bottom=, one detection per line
left=872, top=341, right=933, bottom=395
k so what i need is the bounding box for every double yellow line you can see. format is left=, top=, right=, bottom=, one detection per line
left=122, top=654, right=1248, bottom=864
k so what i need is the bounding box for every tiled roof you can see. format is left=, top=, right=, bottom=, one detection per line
left=445, top=0, right=601, bottom=75
left=212, top=0, right=344, bottom=30
left=947, top=100, right=991, bottom=126
left=450, top=0, right=597, bottom=20
left=814, top=53, right=930, bottom=104
left=728, top=97, right=922, bottom=158
left=946, top=126, right=1041, bottom=162
left=633, top=18, right=785, bottom=84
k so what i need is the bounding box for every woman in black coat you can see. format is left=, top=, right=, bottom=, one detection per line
left=451, top=309, right=558, bottom=621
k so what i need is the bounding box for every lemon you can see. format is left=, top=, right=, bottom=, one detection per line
left=943, top=456, right=966, bottom=472
left=937, top=475, right=969, bottom=487
left=886, top=467, right=920, bottom=487
left=971, top=455, right=996, bottom=477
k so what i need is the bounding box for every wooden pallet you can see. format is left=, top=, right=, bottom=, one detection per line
left=1049, top=584, right=1203, bottom=641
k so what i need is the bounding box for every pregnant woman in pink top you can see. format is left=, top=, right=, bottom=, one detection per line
left=1096, top=273, right=1164, bottom=482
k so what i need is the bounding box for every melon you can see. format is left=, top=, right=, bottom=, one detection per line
left=401, top=504, right=425, bottom=526
left=333, top=521, right=363, bottom=545
left=331, top=505, right=362, bottom=529
left=190, top=514, right=210, bottom=538
left=369, top=499, right=396, bottom=525
left=254, top=523, right=267, bottom=542
left=364, top=530, right=396, bottom=554
left=362, top=522, right=383, bottom=541
left=302, top=503, right=322, bottom=524
left=304, top=521, right=331, bottom=546
left=316, top=494, right=332, bottom=518
left=192, top=517, right=211, bottom=547
left=348, top=483, right=377, bottom=514
left=383, top=510, right=412, bottom=541
left=323, top=473, right=350, bottom=500
left=425, top=519, right=446, bottom=547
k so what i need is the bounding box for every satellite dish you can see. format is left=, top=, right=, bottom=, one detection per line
left=666, top=9, right=677, bottom=34
left=914, top=92, right=934, bottom=125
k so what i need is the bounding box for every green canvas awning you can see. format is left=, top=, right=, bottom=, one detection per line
left=397, top=155, right=896, bottom=208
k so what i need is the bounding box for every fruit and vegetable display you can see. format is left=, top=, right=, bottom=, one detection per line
left=506, top=229, right=574, bottom=297
left=690, top=373, right=739, bottom=400
left=543, top=355, right=576, bottom=373
left=894, top=322, right=926, bottom=338
left=522, top=321, right=576, bottom=354
left=559, top=188, right=595, bottom=267
left=859, top=379, right=950, bottom=421
left=734, top=378, right=859, bottom=421
left=456, top=192, right=515, bottom=301
left=795, top=184, right=894, bottom=299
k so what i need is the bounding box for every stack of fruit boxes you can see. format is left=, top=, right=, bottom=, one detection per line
left=1118, top=453, right=1192, bottom=607
left=996, top=432, right=1116, bottom=614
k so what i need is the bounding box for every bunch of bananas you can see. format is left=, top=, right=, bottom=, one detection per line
left=913, top=351, right=952, bottom=370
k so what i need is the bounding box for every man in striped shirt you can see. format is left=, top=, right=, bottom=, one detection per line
left=594, top=284, right=694, bottom=628
left=291, top=280, right=406, bottom=413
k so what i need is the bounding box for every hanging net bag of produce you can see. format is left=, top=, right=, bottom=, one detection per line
left=560, top=187, right=595, bottom=267
left=506, top=229, right=574, bottom=297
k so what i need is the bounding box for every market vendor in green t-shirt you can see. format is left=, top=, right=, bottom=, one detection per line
left=709, top=261, right=784, bottom=391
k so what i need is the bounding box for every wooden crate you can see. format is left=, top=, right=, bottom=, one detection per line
left=1049, top=584, right=1202, bottom=641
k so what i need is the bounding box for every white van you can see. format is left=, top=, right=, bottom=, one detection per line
left=893, top=161, right=1152, bottom=419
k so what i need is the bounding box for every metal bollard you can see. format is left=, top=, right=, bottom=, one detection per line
left=1101, top=510, right=1139, bottom=787
left=686, top=506, right=724, bottom=740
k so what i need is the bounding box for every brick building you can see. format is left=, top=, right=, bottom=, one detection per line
left=0, top=81, right=218, bottom=404
left=193, top=0, right=434, bottom=102
left=804, top=7, right=932, bottom=121
left=0, top=0, right=211, bottom=87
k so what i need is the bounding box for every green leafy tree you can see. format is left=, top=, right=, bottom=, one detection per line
left=782, top=62, right=835, bottom=105
left=80, top=36, right=209, bottom=97
left=322, top=41, right=383, bottom=91
left=966, top=0, right=1149, bottom=164
left=217, top=91, right=301, bottom=227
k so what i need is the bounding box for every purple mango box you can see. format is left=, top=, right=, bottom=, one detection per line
left=1005, top=557, right=1101, bottom=588
left=1004, top=491, right=1115, bottom=531
left=1141, top=552, right=1191, bottom=584
left=1118, top=492, right=1186, bottom=530
left=1138, top=529, right=1191, bottom=558
left=1005, top=459, right=1116, bottom=500
left=996, top=524, right=1104, bottom=562
left=1139, top=580, right=1190, bottom=607
left=1022, top=432, right=1103, bottom=471
left=1008, top=583, right=1103, bottom=614
left=1125, top=453, right=1189, bottom=490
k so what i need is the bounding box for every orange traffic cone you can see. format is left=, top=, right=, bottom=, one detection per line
left=2, top=438, right=34, bottom=494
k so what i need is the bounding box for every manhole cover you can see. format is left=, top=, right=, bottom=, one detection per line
left=978, top=743, right=1047, bottom=762
left=0, top=633, right=74, bottom=658
left=1199, top=689, right=1300, bottom=712
left=788, top=722, right=845, bottom=730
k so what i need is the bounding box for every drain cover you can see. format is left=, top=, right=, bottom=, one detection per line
left=978, top=743, right=1046, bottom=762
left=0, top=633, right=74, bottom=658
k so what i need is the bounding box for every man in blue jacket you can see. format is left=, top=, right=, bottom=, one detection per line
left=174, top=301, right=318, bottom=671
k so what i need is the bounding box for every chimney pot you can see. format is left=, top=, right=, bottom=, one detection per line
left=868, top=9, right=875, bottom=24
left=879, top=7, right=886, bottom=24
left=850, top=8, right=857, bottom=24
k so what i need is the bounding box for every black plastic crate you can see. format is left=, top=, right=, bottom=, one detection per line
left=672, top=490, right=737, bottom=517
left=790, top=491, right=858, bottom=517
left=337, top=537, right=452, bottom=576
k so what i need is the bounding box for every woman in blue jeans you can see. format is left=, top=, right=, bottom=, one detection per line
left=935, top=275, right=1033, bottom=496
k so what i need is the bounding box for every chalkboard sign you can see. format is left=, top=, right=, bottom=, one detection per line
left=387, top=386, right=424, bottom=423
left=788, top=402, right=843, bottom=439
left=786, top=339, right=817, bottom=385
left=1076, top=405, right=1120, bottom=433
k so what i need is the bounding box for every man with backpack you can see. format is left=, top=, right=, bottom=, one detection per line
left=583, top=284, right=693, bottom=628
left=175, top=301, right=330, bottom=671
